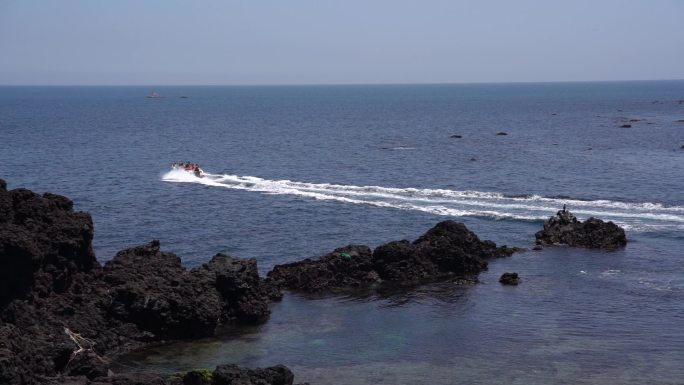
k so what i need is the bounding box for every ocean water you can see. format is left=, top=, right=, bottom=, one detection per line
left=1, top=82, right=683, bottom=384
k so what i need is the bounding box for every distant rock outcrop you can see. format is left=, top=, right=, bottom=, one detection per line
left=535, top=209, right=627, bottom=249
left=499, top=272, right=520, bottom=285
left=268, top=220, right=523, bottom=293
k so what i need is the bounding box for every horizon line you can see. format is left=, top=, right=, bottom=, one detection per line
left=1, top=78, right=683, bottom=87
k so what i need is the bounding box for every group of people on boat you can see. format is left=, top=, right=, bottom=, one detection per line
left=172, top=162, right=203, bottom=177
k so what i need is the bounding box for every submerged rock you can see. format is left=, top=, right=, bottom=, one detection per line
left=499, top=272, right=520, bottom=285
left=213, top=364, right=295, bottom=385
left=496, top=132, right=508, bottom=135
left=535, top=209, right=627, bottom=249
left=620, top=124, right=632, bottom=128
left=450, top=134, right=462, bottom=138
left=62, top=363, right=299, bottom=385
left=268, top=221, right=521, bottom=293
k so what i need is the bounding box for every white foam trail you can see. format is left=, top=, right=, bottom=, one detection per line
left=161, top=169, right=684, bottom=233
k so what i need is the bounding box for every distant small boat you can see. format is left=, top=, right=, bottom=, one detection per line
left=147, top=91, right=164, bottom=99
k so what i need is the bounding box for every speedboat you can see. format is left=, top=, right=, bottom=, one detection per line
left=172, top=162, right=205, bottom=178
left=147, top=91, right=164, bottom=99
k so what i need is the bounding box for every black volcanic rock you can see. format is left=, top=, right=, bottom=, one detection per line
left=267, top=245, right=378, bottom=293
left=535, top=209, right=627, bottom=249
left=0, top=180, right=96, bottom=307
left=499, top=272, right=520, bottom=285
left=103, top=241, right=222, bottom=339
left=103, top=243, right=275, bottom=339
left=213, top=364, right=295, bottom=385
left=194, top=253, right=276, bottom=322
left=63, top=350, right=111, bottom=379
left=0, top=180, right=284, bottom=383
left=268, top=221, right=521, bottom=293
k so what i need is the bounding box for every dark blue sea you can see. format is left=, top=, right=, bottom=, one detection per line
left=1, top=82, right=683, bottom=384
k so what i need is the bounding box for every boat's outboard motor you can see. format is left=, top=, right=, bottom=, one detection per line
left=194, top=168, right=201, bottom=177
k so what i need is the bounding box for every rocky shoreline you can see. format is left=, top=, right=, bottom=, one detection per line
left=0, top=179, right=294, bottom=384
left=0, top=179, right=626, bottom=384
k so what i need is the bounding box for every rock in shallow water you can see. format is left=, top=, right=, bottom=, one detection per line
left=268, top=220, right=522, bottom=293
left=213, top=364, right=295, bottom=385
left=499, top=272, right=520, bottom=285
left=535, top=209, right=627, bottom=249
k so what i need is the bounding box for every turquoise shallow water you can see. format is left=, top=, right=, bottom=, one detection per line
left=1, top=82, right=683, bottom=384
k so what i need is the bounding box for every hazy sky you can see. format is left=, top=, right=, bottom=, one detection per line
left=1, top=0, right=683, bottom=85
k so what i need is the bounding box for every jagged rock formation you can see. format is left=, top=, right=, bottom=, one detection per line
left=0, top=184, right=96, bottom=308
left=535, top=209, right=627, bottom=249
left=103, top=244, right=275, bottom=340
left=268, top=220, right=523, bottom=293
left=0, top=179, right=283, bottom=384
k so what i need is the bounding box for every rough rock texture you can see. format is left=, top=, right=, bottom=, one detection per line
left=268, top=220, right=522, bottom=293
left=0, top=183, right=96, bottom=308
left=103, top=245, right=275, bottom=340
left=499, top=272, right=520, bottom=285
left=213, top=364, right=295, bottom=385
left=0, top=179, right=282, bottom=384
left=46, top=363, right=300, bottom=385
left=266, top=245, right=378, bottom=293
left=535, top=209, right=627, bottom=249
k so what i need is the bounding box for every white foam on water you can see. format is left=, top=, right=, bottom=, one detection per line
left=161, top=169, right=684, bottom=233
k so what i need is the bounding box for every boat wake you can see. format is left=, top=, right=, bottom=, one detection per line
left=161, top=169, right=684, bottom=234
